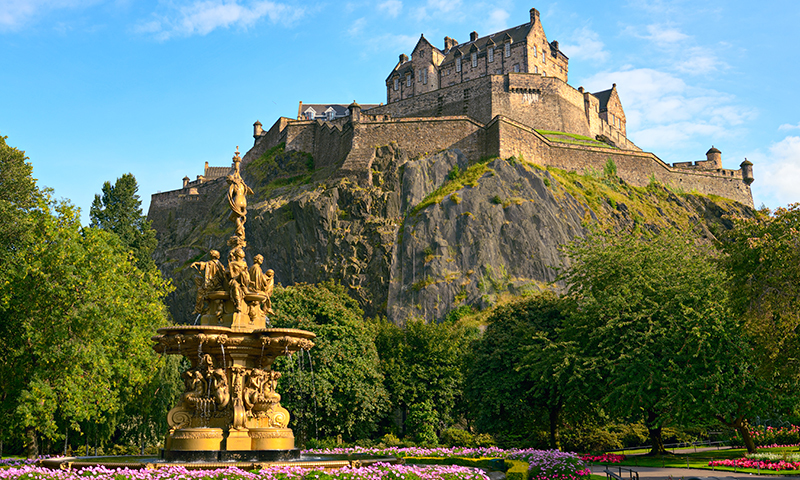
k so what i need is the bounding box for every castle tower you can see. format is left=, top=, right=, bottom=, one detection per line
left=253, top=120, right=263, bottom=138
left=740, top=159, right=754, bottom=185
left=706, top=146, right=722, bottom=169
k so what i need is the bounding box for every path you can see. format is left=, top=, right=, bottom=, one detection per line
left=591, top=464, right=800, bottom=480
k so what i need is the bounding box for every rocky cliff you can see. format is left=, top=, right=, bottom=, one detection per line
left=149, top=143, right=752, bottom=324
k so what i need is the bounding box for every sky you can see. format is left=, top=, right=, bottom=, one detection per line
left=2, top=0, right=799, bottom=224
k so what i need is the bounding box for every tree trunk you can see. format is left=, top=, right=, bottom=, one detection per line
left=737, top=423, right=756, bottom=453
left=645, top=409, right=667, bottom=455
left=716, top=414, right=756, bottom=454
left=24, top=427, right=38, bottom=459
left=548, top=406, right=562, bottom=450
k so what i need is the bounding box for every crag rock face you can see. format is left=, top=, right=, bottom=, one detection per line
left=150, top=144, right=752, bottom=324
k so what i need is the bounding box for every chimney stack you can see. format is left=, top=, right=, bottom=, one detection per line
left=399, top=53, right=409, bottom=63
left=530, top=8, right=540, bottom=24
left=470, top=31, right=478, bottom=42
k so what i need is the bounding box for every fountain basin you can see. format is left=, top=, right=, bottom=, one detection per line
left=39, top=453, right=402, bottom=471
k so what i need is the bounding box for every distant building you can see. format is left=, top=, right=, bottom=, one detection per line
left=297, top=102, right=380, bottom=121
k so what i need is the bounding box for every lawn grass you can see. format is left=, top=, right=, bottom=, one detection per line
left=589, top=447, right=800, bottom=476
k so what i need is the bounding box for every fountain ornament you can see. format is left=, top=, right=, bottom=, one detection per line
left=151, top=147, right=315, bottom=462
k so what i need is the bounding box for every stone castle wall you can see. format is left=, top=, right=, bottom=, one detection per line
left=370, top=73, right=635, bottom=151
left=494, top=116, right=752, bottom=205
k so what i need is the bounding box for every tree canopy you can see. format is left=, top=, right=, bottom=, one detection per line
left=270, top=281, right=389, bottom=442
left=0, top=137, right=174, bottom=457
left=560, top=228, right=748, bottom=454
left=90, top=173, right=157, bottom=271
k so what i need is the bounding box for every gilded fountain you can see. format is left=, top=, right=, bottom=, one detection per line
left=151, top=147, right=315, bottom=462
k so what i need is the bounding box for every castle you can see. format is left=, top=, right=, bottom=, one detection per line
left=151, top=7, right=755, bottom=210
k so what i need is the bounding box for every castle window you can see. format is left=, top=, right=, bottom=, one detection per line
left=327, top=110, right=335, bottom=120
left=418, top=69, right=422, bottom=82
left=504, top=43, right=511, bottom=57
left=542, top=51, right=546, bottom=64
left=533, top=46, right=537, bottom=57
left=393, top=78, right=399, bottom=90
left=406, top=74, right=411, bottom=87
left=423, top=70, right=428, bottom=85
left=543, top=71, right=546, bottom=76
left=456, top=57, right=462, bottom=72
left=513, top=63, right=520, bottom=73
left=471, top=52, right=477, bottom=67
left=534, top=65, right=538, bottom=74
left=495, top=68, right=502, bottom=74
left=488, top=48, right=494, bottom=62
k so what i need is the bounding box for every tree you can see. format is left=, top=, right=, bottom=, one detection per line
left=374, top=318, right=477, bottom=439
left=465, top=292, right=583, bottom=448
left=560, top=228, right=742, bottom=455
left=90, top=173, right=157, bottom=271
left=0, top=135, right=42, bottom=309
left=0, top=140, right=174, bottom=456
left=717, top=204, right=800, bottom=380
left=270, top=281, right=389, bottom=442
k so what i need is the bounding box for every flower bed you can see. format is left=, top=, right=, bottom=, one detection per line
left=750, top=425, right=800, bottom=447
left=304, top=447, right=588, bottom=480
left=0, top=463, right=489, bottom=480
left=579, top=454, right=624, bottom=464
left=708, top=458, right=800, bottom=471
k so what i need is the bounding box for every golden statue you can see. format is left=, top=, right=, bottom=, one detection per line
left=226, top=148, right=253, bottom=240
left=190, top=250, right=225, bottom=314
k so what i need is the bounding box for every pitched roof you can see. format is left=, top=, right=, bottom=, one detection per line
left=205, top=166, right=231, bottom=179
left=298, top=103, right=382, bottom=118
left=439, top=22, right=534, bottom=65
left=592, top=88, right=613, bottom=111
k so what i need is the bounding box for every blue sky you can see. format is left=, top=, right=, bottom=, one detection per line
left=2, top=0, right=799, bottom=224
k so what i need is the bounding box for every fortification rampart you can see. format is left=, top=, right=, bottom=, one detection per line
left=493, top=115, right=752, bottom=205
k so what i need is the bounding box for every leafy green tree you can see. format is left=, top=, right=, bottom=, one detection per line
left=374, top=318, right=477, bottom=438
left=270, top=281, right=388, bottom=443
left=0, top=135, right=41, bottom=310
left=560, top=228, right=742, bottom=455
left=90, top=173, right=157, bottom=271
left=717, top=204, right=800, bottom=380
left=465, top=292, right=582, bottom=449
left=0, top=140, right=174, bottom=456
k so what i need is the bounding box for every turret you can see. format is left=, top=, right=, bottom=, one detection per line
left=253, top=120, right=262, bottom=138
left=740, top=159, right=754, bottom=185
left=183, top=176, right=190, bottom=188
left=706, top=146, right=722, bottom=169
left=349, top=101, right=362, bottom=123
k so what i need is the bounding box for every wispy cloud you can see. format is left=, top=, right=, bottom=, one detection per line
left=412, top=0, right=462, bottom=22
left=751, top=135, right=800, bottom=208
left=581, top=67, right=755, bottom=153
left=0, top=0, right=104, bottom=31
left=559, top=26, right=608, bottom=63
left=136, top=0, right=305, bottom=40
left=481, top=8, right=509, bottom=34
left=779, top=122, right=800, bottom=131
left=348, top=17, right=366, bottom=36
left=377, top=0, right=402, bottom=18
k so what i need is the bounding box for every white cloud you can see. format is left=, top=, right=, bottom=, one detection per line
left=377, top=0, right=401, bottom=18
left=643, top=24, right=688, bottom=45
left=481, top=9, right=509, bottom=35
left=751, top=136, right=800, bottom=208
left=348, top=17, right=366, bottom=36
left=779, top=122, right=800, bottom=131
left=413, top=0, right=461, bottom=22
left=137, top=0, right=305, bottom=40
left=559, top=27, right=608, bottom=63
left=580, top=67, right=753, bottom=153
left=0, top=0, right=104, bottom=31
